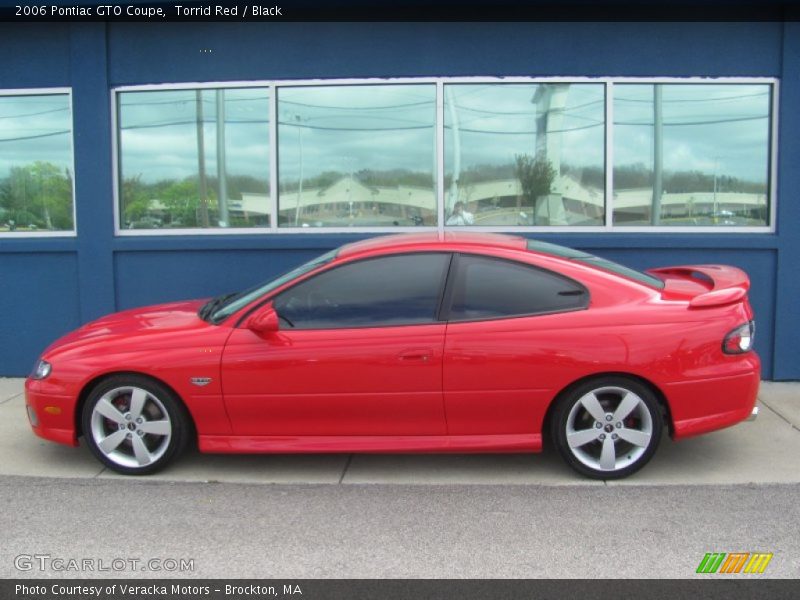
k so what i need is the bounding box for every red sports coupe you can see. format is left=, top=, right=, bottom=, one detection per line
left=25, top=233, right=760, bottom=479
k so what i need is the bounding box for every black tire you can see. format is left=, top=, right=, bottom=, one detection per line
left=551, top=376, right=663, bottom=480
left=81, top=374, right=190, bottom=475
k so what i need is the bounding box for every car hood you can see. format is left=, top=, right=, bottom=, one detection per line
left=43, top=299, right=210, bottom=357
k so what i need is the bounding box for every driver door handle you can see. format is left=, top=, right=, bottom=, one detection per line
left=397, top=349, right=433, bottom=362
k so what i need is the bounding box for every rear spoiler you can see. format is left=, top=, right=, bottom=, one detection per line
left=648, top=265, right=750, bottom=308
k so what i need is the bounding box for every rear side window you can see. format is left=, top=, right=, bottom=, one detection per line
left=273, top=253, right=451, bottom=329
left=526, top=239, right=664, bottom=289
left=448, top=254, right=588, bottom=321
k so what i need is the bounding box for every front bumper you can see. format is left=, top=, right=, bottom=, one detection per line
left=24, top=379, right=79, bottom=447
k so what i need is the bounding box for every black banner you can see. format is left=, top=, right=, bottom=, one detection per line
left=0, top=1, right=799, bottom=23
left=3, top=579, right=800, bottom=600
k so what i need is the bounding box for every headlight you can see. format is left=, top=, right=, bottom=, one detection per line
left=30, top=359, right=52, bottom=380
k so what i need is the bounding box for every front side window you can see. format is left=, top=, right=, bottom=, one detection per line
left=444, top=83, right=606, bottom=227
left=273, top=253, right=450, bottom=329
left=0, top=92, right=74, bottom=233
left=448, top=254, right=588, bottom=321
left=277, top=84, right=437, bottom=228
left=613, top=83, right=772, bottom=227
left=117, top=87, right=271, bottom=230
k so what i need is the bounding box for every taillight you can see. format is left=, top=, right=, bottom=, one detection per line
left=723, top=321, right=755, bottom=354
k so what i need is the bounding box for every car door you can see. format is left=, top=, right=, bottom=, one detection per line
left=442, top=253, right=590, bottom=436
left=221, top=252, right=452, bottom=437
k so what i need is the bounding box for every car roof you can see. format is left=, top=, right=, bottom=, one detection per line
left=336, top=233, right=664, bottom=290
left=336, top=232, right=528, bottom=258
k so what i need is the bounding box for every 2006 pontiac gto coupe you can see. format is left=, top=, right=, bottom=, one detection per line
left=25, top=233, right=760, bottom=479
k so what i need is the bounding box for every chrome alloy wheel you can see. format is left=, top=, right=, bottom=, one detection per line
left=89, top=386, right=173, bottom=469
left=565, top=386, right=654, bottom=473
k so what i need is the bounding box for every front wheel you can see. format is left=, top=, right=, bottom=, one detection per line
left=81, top=375, right=190, bottom=475
left=552, top=377, right=663, bottom=479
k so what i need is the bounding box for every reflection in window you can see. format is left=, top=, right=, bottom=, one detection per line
left=444, top=83, right=605, bottom=227
left=277, top=85, right=436, bottom=227
left=117, top=88, right=270, bottom=230
left=274, top=253, right=450, bottom=328
left=449, top=255, right=588, bottom=320
left=613, top=84, right=771, bottom=227
left=0, top=93, right=74, bottom=232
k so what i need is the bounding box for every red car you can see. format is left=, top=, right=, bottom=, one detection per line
left=25, top=233, right=760, bottom=479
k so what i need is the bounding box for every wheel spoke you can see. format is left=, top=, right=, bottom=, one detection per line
left=618, top=427, right=652, bottom=448
left=98, top=430, right=128, bottom=455
left=568, top=428, right=600, bottom=448
left=139, top=419, right=171, bottom=436
left=579, top=392, right=607, bottom=422
left=599, top=436, right=617, bottom=470
left=95, top=397, right=126, bottom=424
left=128, top=388, right=147, bottom=420
left=131, top=435, right=153, bottom=466
left=613, top=392, right=641, bottom=423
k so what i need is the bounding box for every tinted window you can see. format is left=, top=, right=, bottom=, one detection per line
left=525, top=240, right=664, bottom=289
left=273, top=253, right=450, bottom=329
left=448, top=255, right=588, bottom=321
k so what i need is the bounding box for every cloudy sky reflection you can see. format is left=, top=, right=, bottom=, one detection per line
left=0, top=95, right=72, bottom=178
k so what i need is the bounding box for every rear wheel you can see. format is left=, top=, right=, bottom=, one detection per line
left=552, top=377, right=663, bottom=479
left=81, top=375, right=189, bottom=475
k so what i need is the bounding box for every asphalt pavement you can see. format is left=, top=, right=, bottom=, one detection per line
left=1, top=476, right=798, bottom=578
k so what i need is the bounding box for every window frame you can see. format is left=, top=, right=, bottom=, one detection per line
left=270, top=251, right=454, bottom=331
left=0, top=87, right=77, bottom=239
left=439, top=252, right=590, bottom=324
left=110, top=77, right=778, bottom=237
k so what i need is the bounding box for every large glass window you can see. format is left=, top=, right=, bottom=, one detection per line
left=277, top=84, right=437, bottom=228
left=273, top=253, right=450, bottom=329
left=444, top=83, right=605, bottom=227
left=0, top=92, right=74, bottom=233
left=613, top=84, right=772, bottom=227
left=113, top=79, right=776, bottom=235
left=117, top=87, right=270, bottom=230
left=448, top=255, right=588, bottom=321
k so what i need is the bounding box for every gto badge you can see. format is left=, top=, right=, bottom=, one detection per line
left=190, top=377, right=212, bottom=387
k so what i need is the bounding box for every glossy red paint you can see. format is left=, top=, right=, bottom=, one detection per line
left=222, top=321, right=447, bottom=436
left=26, top=300, right=234, bottom=444
left=25, top=233, right=760, bottom=465
left=199, top=433, right=540, bottom=454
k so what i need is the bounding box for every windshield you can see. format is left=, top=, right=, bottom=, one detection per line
left=526, top=240, right=665, bottom=290
left=207, top=248, right=339, bottom=323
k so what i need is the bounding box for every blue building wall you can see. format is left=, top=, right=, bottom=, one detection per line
left=0, top=21, right=796, bottom=379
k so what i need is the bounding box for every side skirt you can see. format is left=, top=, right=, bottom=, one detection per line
left=199, top=433, right=542, bottom=454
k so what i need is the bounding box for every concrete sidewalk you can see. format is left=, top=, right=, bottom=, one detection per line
left=1, top=378, right=798, bottom=486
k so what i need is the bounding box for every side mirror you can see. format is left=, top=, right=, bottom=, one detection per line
left=247, top=305, right=279, bottom=335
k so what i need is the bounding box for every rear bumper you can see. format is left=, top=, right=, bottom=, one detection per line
left=666, top=355, right=760, bottom=440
